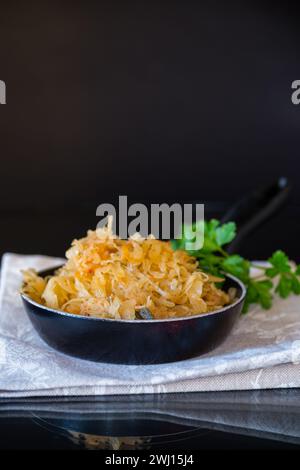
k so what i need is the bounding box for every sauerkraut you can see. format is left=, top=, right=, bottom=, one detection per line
left=22, top=220, right=230, bottom=320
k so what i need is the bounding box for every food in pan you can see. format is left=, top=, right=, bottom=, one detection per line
left=21, top=220, right=231, bottom=320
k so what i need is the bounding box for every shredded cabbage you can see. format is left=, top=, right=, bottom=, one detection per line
left=22, top=220, right=230, bottom=320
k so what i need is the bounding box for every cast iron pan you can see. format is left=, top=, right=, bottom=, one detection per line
left=20, top=178, right=291, bottom=364
left=21, top=271, right=245, bottom=364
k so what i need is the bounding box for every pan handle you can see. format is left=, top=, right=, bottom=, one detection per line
left=220, top=177, right=292, bottom=253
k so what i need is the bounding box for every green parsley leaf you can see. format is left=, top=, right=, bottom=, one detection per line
left=243, top=281, right=259, bottom=313
left=255, top=280, right=273, bottom=309
left=265, top=267, right=278, bottom=278
left=275, top=274, right=292, bottom=298
left=221, top=255, right=250, bottom=283
left=244, top=279, right=273, bottom=310
left=215, top=222, right=236, bottom=247
left=268, top=250, right=291, bottom=273
left=201, top=220, right=220, bottom=253
left=171, top=220, right=300, bottom=313
left=291, top=275, right=300, bottom=295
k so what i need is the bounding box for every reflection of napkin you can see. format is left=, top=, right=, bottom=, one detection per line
left=1, top=390, right=300, bottom=445
left=1, top=253, right=300, bottom=398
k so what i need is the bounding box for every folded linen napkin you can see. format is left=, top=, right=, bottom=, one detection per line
left=1, top=253, right=300, bottom=397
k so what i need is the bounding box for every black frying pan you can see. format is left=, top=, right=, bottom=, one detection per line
left=20, top=178, right=291, bottom=364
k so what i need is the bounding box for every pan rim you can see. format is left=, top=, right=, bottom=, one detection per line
left=20, top=270, right=246, bottom=324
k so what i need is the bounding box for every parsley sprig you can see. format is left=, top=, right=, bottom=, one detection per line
left=171, top=220, right=300, bottom=312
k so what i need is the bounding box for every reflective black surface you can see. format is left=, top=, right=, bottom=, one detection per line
left=1, top=390, right=300, bottom=449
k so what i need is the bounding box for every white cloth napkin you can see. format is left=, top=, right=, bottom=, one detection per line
left=1, top=253, right=300, bottom=398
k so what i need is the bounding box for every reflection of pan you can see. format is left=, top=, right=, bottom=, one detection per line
left=21, top=178, right=290, bottom=364
left=1, top=389, right=300, bottom=449
left=31, top=415, right=202, bottom=450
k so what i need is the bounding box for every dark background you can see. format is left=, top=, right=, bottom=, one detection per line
left=0, top=1, right=299, bottom=260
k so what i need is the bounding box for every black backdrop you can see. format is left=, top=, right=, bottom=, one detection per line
left=0, top=1, right=299, bottom=259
